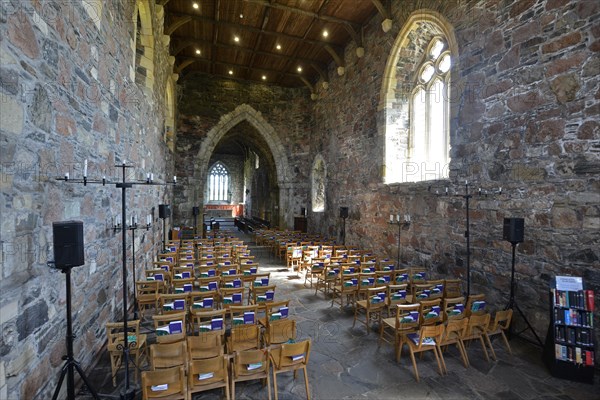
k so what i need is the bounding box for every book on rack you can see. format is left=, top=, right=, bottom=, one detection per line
left=290, top=354, right=305, bottom=362
left=233, top=317, right=244, bottom=325
left=174, top=299, right=186, bottom=310
left=233, top=279, right=242, bottom=288
left=151, top=384, right=168, bottom=392
left=154, top=273, right=164, bottom=281
left=169, top=320, right=183, bottom=334
left=182, top=271, right=191, bottom=279
left=407, top=333, right=435, bottom=346
left=266, top=291, right=275, bottom=301
left=471, top=300, right=486, bottom=312
left=396, top=274, right=408, bottom=283
left=244, top=311, right=255, bottom=324
left=198, top=372, right=214, bottom=381
left=392, top=290, right=407, bottom=300
left=183, top=283, right=193, bottom=293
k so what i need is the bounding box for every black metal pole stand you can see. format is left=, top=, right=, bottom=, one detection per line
left=388, top=219, right=411, bottom=268
left=57, top=162, right=174, bottom=400
left=161, top=217, right=167, bottom=252
left=52, top=266, right=99, bottom=400
left=505, top=242, right=544, bottom=346
left=128, top=223, right=138, bottom=320
left=463, top=183, right=472, bottom=298
left=341, top=216, right=347, bottom=245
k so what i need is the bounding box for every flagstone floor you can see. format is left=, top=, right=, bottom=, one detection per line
left=79, top=228, right=598, bottom=400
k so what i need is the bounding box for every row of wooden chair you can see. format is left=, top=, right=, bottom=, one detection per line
left=141, top=339, right=312, bottom=400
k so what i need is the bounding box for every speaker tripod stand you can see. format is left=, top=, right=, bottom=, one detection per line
left=52, top=265, right=99, bottom=400
left=505, top=241, right=543, bottom=347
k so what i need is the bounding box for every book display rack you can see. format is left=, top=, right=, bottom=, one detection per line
left=543, top=276, right=595, bottom=383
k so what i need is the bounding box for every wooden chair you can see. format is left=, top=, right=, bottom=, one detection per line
left=220, top=287, right=245, bottom=310
left=186, top=332, right=224, bottom=361
left=331, top=273, right=358, bottom=309
left=150, top=340, right=187, bottom=371
left=188, top=355, right=230, bottom=400
left=379, top=303, right=421, bottom=362
left=305, top=261, right=325, bottom=288
left=136, top=280, right=161, bottom=319
left=356, top=273, right=376, bottom=301
left=270, top=339, right=311, bottom=400
left=406, top=324, right=445, bottom=382
left=249, top=285, right=277, bottom=306
left=438, top=317, right=469, bottom=372
left=141, top=365, right=187, bottom=400
left=394, top=268, right=409, bottom=285
left=258, top=300, right=291, bottom=328
left=353, top=286, right=387, bottom=334
left=189, top=290, right=219, bottom=312
left=231, top=349, right=271, bottom=400
left=463, top=313, right=492, bottom=362
left=153, top=312, right=186, bottom=343
left=485, top=309, right=513, bottom=360
left=106, top=320, right=148, bottom=387
left=227, top=305, right=261, bottom=353
left=159, top=293, right=189, bottom=315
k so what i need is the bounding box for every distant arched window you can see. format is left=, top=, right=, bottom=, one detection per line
left=311, top=155, right=326, bottom=212
left=208, top=162, right=229, bottom=202
left=409, top=38, right=451, bottom=177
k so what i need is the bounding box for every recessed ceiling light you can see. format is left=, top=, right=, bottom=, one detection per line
left=228, top=70, right=233, bottom=75
left=195, top=49, right=201, bottom=55
left=240, top=13, right=244, bottom=18
left=192, top=3, right=199, bottom=10
left=297, top=66, right=302, bottom=73
left=276, top=44, right=282, bottom=50
left=234, top=36, right=240, bottom=43
left=262, top=75, right=267, bottom=80
left=322, top=30, right=329, bottom=38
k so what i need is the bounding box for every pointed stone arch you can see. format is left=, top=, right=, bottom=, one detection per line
left=131, top=0, right=155, bottom=92
left=194, top=104, right=292, bottom=227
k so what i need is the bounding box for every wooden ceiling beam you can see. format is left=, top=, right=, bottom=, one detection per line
left=166, top=10, right=344, bottom=52
left=243, top=0, right=362, bottom=31
left=170, top=36, right=328, bottom=69
left=176, top=56, right=305, bottom=80
left=247, top=7, right=271, bottom=82
left=165, top=16, right=192, bottom=35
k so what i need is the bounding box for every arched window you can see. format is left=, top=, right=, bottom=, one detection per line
left=381, top=12, right=456, bottom=184
left=208, top=162, right=230, bottom=202
left=311, top=155, right=326, bottom=212
left=407, top=37, right=451, bottom=181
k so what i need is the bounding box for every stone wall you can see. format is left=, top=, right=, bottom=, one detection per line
left=174, top=74, right=313, bottom=228
left=0, top=1, right=173, bottom=398
left=309, top=0, right=599, bottom=351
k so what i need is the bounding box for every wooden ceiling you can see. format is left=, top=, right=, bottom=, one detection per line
left=162, top=0, right=385, bottom=89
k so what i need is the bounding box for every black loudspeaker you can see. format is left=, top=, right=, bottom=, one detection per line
left=159, top=204, right=170, bottom=219
left=192, top=206, right=200, bottom=216
left=52, top=221, right=85, bottom=267
left=339, top=207, right=349, bottom=219
left=503, top=217, right=524, bottom=243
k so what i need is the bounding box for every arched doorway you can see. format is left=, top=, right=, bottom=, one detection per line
left=194, top=104, right=292, bottom=228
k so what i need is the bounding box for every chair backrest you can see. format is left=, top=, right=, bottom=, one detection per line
left=366, top=286, right=388, bottom=310
left=233, top=349, right=269, bottom=379
left=153, top=312, right=186, bottom=343
left=141, top=365, right=186, bottom=400
left=189, top=291, right=218, bottom=311
left=150, top=341, right=187, bottom=370
left=265, top=300, right=291, bottom=326
left=187, top=332, right=223, bottom=360
left=375, top=271, right=393, bottom=286
left=188, top=356, right=228, bottom=389
left=443, top=296, right=466, bottom=321
left=189, top=308, right=226, bottom=336
left=159, top=293, right=189, bottom=314
left=220, top=287, right=245, bottom=308
left=136, top=280, right=161, bottom=296
left=106, top=320, right=142, bottom=351
left=267, top=318, right=297, bottom=345
left=441, top=317, right=468, bottom=343
left=466, top=294, right=487, bottom=317
left=358, top=273, right=376, bottom=290
left=394, top=268, right=410, bottom=284
left=395, top=304, right=421, bottom=331
left=466, top=313, right=491, bottom=336
left=413, top=324, right=444, bottom=350
left=275, top=339, right=311, bottom=369
left=412, top=283, right=436, bottom=302
left=427, top=279, right=444, bottom=300
left=251, top=285, right=277, bottom=305
left=409, top=267, right=427, bottom=284
left=388, top=284, right=409, bottom=307
left=229, top=304, right=260, bottom=326
left=444, top=279, right=463, bottom=298
left=419, top=298, right=442, bottom=326
left=489, top=309, right=513, bottom=332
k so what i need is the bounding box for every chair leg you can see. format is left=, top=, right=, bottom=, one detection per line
left=303, top=367, right=310, bottom=400
left=273, top=371, right=279, bottom=400
left=267, top=372, right=272, bottom=400
left=458, top=340, right=470, bottom=368
left=433, top=347, right=445, bottom=376
left=501, top=331, right=513, bottom=355
left=231, top=379, right=235, bottom=400
left=479, top=336, right=490, bottom=362
left=437, top=346, right=447, bottom=375
left=409, top=350, right=420, bottom=382
left=485, top=333, right=497, bottom=361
